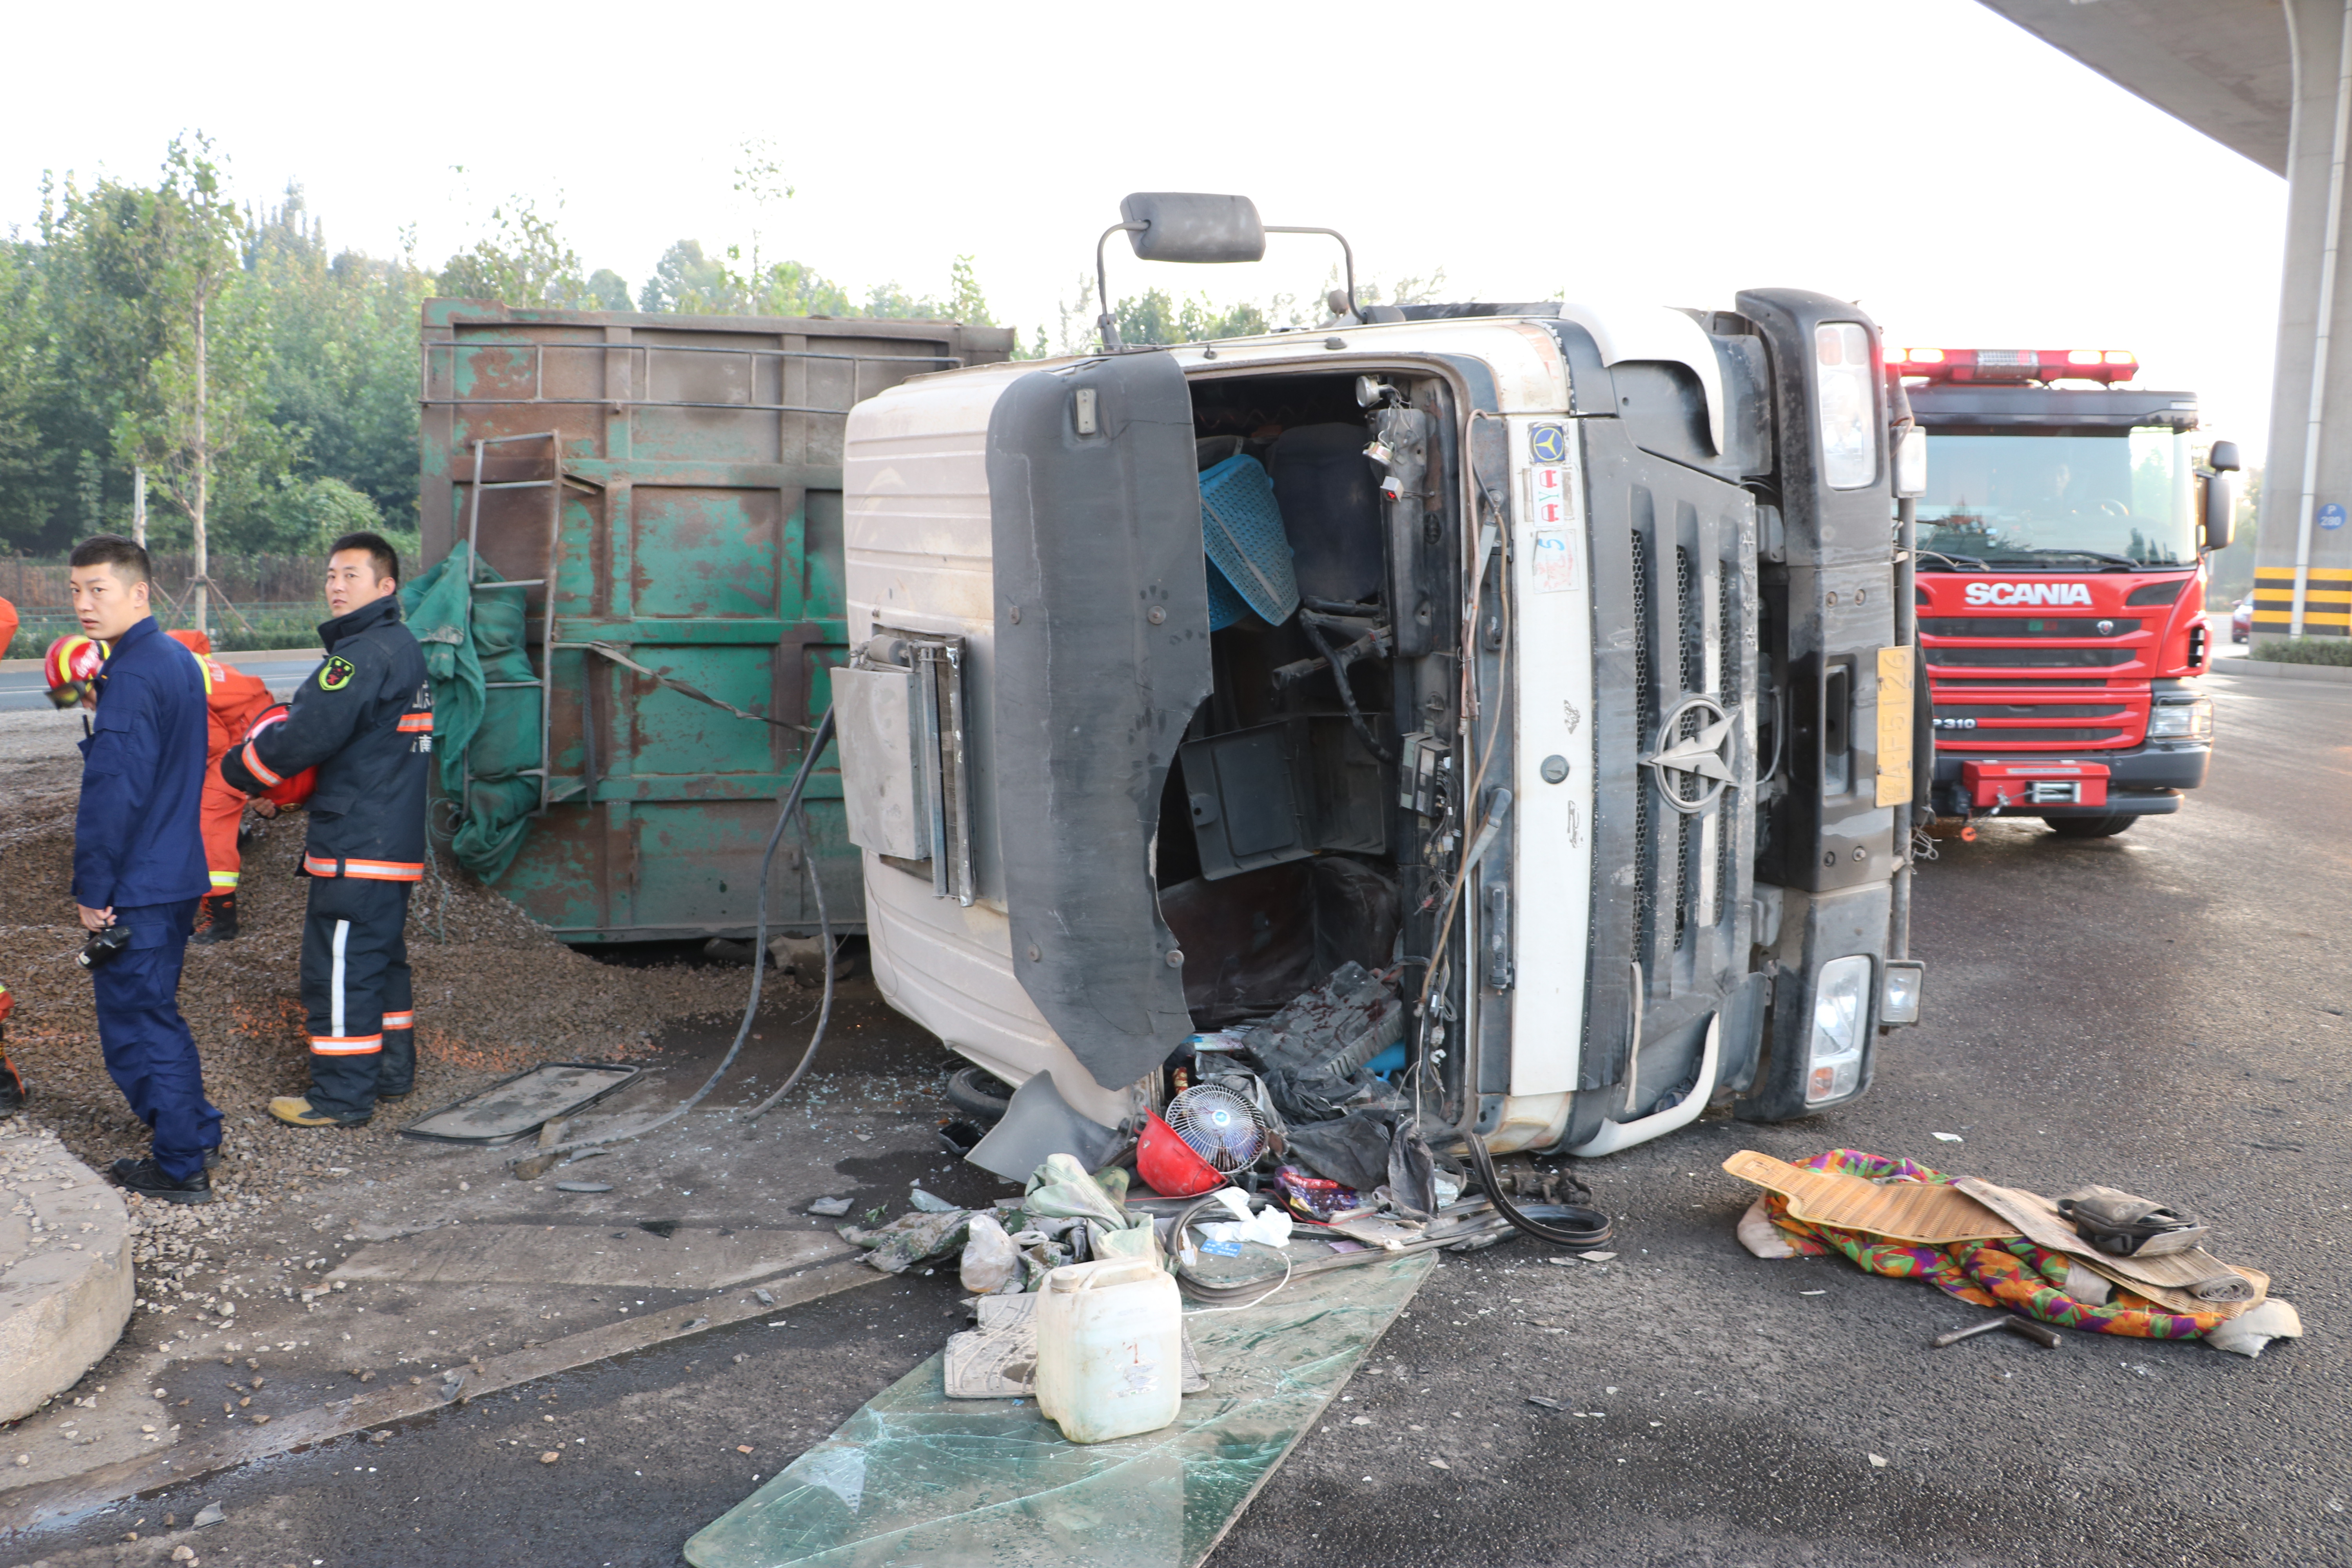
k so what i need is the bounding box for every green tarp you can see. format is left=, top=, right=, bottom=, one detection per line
left=400, top=545, right=543, bottom=883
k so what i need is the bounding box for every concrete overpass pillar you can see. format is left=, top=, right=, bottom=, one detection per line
left=2261, top=0, right=2352, bottom=641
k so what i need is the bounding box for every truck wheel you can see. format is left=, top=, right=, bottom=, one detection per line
left=2043, top=815, right=2133, bottom=839
left=945, top=1065, right=1015, bottom=1125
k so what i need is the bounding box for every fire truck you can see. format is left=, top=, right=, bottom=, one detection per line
left=1892, top=348, right=2238, bottom=837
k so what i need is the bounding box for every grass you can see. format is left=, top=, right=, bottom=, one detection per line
left=2250, top=636, right=2352, bottom=666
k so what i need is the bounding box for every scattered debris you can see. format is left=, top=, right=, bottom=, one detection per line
left=1869, top=1453, right=1889, bottom=1468
left=1580, top=1251, right=1617, bottom=1263
left=808, top=1197, right=852, bottom=1218
left=1931, top=1132, right=1963, bottom=1143
left=1526, top=1396, right=1563, bottom=1411
left=554, top=1181, right=613, bottom=1194
left=540, top=1450, right=561, bottom=1464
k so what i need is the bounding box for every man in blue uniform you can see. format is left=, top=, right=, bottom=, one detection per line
left=222, top=531, right=431, bottom=1128
left=68, top=536, right=219, bottom=1203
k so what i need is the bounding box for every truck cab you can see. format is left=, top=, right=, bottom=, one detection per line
left=833, top=195, right=1924, bottom=1164
left=1893, top=348, right=2237, bottom=838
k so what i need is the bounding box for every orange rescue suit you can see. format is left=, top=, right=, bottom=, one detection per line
left=166, top=630, right=276, bottom=894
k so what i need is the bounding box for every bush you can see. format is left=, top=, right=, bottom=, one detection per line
left=2250, top=636, right=2352, bottom=666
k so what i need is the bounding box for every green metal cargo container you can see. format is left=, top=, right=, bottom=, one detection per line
left=417, top=299, right=1016, bottom=942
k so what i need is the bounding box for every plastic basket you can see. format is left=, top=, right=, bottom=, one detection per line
left=1198, top=455, right=1298, bottom=627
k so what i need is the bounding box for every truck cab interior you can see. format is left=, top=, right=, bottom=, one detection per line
left=1151, top=368, right=1463, bottom=1051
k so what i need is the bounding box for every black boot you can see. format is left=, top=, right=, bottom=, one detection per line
left=190, top=891, right=239, bottom=946
left=109, top=1157, right=213, bottom=1205
left=0, top=1044, right=23, bottom=1114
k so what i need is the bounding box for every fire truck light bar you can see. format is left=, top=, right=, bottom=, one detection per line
left=1888, top=347, right=2139, bottom=384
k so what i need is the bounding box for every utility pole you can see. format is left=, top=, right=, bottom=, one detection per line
left=192, top=279, right=209, bottom=637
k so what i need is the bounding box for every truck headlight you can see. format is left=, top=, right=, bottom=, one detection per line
left=1814, top=323, right=1877, bottom=490
left=1804, top=955, right=1872, bottom=1104
left=1881, top=960, right=1923, bottom=1026
left=2147, top=697, right=2212, bottom=739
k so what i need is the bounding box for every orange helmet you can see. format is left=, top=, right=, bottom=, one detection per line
left=241, top=705, right=317, bottom=807
left=43, top=635, right=105, bottom=708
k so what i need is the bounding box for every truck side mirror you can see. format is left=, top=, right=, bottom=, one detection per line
left=1118, top=193, right=1267, bottom=263
left=2201, top=469, right=2236, bottom=554
left=2207, top=439, right=2241, bottom=473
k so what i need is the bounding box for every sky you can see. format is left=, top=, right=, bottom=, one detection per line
left=0, top=0, right=2290, bottom=459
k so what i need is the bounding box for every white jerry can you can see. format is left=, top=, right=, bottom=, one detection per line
left=1032, top=1256, right=1184, bottom=1444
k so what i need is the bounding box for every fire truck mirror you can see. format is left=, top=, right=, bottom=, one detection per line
left=2207, top=440, right=2241, bottom=473
left=2200, top=470, right=2236, bottom=554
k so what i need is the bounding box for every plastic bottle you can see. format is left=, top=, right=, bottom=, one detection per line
left=1032, top=1256, right=1183, bottom=1444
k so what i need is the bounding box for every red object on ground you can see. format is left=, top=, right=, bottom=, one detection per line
left=1137, top=1109, right=1225, bottom=1198
left=168, top=631, right=289, bottom=890
left=0, top=593, right=17, bottom=656
left=239, top=706, right=318, bottom=808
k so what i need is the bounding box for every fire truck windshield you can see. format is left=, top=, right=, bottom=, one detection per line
left=1915, top=426, right=2195, bottom=569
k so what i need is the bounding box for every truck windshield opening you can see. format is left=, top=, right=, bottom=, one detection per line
left=1916, top=427, right=2194, bottom=568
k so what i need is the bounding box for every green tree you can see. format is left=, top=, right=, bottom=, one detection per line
left=54, top=134, right=290, bottom=631
left=438, top=198, right=587, bottom=308
left=585, top=268, right=631, bottom=311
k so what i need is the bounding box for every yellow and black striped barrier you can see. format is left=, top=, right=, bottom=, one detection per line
left=2252, top=565, right=2352, bottom=636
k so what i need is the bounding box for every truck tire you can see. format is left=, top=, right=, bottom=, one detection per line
left=945, top=1065, right=1016, bottom=1125
left=2043, top=815, right=2133, bottom=839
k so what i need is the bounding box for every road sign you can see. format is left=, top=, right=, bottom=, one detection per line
left=2322, top=503, right=2346, bottom=531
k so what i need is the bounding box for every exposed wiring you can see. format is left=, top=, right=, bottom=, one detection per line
left=744, top=802, right=835, bottom=1122
left=505, top=707, right=838, bottom=1168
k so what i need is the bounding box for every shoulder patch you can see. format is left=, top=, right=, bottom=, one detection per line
left=318, top=656, right=358, bottom=692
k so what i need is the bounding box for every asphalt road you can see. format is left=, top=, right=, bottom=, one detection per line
left=13, top=661, right=2345, bottom=1568
left=0, top=653, right=320, bottom=712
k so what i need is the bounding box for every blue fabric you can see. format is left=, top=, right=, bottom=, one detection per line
left=91, top=898, right=219, bottom=1182
left=74, top=617, right=210, bottom=911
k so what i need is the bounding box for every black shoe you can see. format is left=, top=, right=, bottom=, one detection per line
left=110, top=1157, right=213, bottom=1205
left=203, top=1145, right=221, bottom=1170
left=377, top=1087, right=412, bottom=1102
left=190, top=892, right=239, bottom=946
left=0, top=1056, right=25, bottom=1114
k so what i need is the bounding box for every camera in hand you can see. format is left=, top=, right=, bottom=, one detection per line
left=78, top=923, right=132, bottom=971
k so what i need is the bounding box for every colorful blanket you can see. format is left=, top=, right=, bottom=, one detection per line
left=1759, top=1149, right=2227, bottom=1341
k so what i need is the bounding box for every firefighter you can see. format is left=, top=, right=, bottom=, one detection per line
left=163, top=630, right=280, bottom=943
left=221, top=531, right=430, bottom=1129
left=0, top=591, right=21, bottom=1112
left=68, top=536, right=219, bottom=1203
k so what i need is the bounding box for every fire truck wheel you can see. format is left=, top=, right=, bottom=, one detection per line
left=944, top=1065, right=1016, bottom=1125
left=2043, top=815, right=2134, bottom=839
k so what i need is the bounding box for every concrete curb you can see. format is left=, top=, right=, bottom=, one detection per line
left=2212, top=657, right=2352, bottom=685
left=0, top=1130, right=134, bottom=1425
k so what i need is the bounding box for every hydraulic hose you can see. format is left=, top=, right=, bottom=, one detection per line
left=1460, top=1131, right=1614, bottom=1249
left=505, top=707, right=838, bottom=1167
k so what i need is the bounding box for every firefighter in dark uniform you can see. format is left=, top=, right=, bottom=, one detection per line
left=221, top=531, right=431, bottom=1128
left=67, top=536, right=219, bottom=1201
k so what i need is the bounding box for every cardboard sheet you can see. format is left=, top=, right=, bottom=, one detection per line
left=1956, top=1178, right=2265, bottom=1310
left=1721, top=1151, right=2018, bottom=1243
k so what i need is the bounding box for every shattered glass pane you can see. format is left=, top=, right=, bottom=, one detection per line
left=684, top=1252, right=1434, bottom=1568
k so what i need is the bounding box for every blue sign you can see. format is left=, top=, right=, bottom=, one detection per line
left=2322, top=503, right=2346, bottom=532
left=1529, top=423, right=1567, bottom=463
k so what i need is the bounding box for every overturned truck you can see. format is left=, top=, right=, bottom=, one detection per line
left=832, top=195, right=1926, bottom=1162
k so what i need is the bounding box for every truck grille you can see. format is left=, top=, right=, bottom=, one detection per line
left=1581, top=427, right=1759, bottom=1098
left=1938, top=728, right=2131, bottom=746
left=1928, top=646, right=2134, bottom=669
left=1919, top=617, right=2140, bottom=639
left=1935, top=702, right=2129, bottom=720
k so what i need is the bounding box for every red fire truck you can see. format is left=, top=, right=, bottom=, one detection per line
left=1893, top=348, right=2237, bottom=838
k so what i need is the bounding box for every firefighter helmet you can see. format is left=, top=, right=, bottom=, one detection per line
left=240, top=705, right=318, bottom=807
left=42, top=635, right=105, bottom=708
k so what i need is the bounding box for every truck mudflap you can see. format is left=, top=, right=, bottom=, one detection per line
left=983, top=351, right=1212, bottom=1096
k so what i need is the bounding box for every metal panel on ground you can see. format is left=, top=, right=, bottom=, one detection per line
left=419, top=301, right=1013, bottom=941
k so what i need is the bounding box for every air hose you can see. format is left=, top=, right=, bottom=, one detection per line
left=1460, top=1130, right=1614, bottom=1248
left=506, top=707, right=838, bottom=1167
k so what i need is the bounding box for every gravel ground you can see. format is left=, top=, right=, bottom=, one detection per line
left=0, top=742, right=748, bottom=1312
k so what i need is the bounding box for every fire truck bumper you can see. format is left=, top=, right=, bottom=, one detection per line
left=1933, top=742, right=2208, bottom=816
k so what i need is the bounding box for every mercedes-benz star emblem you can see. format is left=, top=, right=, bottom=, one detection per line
left=1643, top=694, right=1735, bottom=813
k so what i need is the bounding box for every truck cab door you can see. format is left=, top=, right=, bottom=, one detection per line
left=985, top=351, right=1213, bottom=1096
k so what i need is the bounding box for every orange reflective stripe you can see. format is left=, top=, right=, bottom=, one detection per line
left=381, top=1011, right=415, bottom=1030
left=344, top=859, right=425, bottom=881
left=241, top=740, right=283, bottom=788
left=309, top=1035, right=383, bottom=1054
left=303, top=855, right=338, bottom=876
left=397, top=712, right=433, bottom=733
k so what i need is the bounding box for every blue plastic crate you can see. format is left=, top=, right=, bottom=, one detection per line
left=1198, top=455, right=1298, bottom=628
